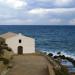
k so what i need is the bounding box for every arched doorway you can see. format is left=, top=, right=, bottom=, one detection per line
left=18, top=46, right=23, bottom=54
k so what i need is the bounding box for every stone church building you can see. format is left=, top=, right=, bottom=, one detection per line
left=0, top=32, right=35, bottom=54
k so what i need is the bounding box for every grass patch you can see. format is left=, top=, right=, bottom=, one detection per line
left=54, top=66, right=70, bottom=75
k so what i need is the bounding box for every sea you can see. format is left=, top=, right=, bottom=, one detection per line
left=0, top=25, right=75, bottom=59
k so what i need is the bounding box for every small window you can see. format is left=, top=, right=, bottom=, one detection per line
left=19, top=39, right=22, bottom=43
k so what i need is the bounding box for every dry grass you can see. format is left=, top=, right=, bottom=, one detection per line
left=0, top=61, right=7, bottom=74
left=2, top=50, right=14, bottom=60
left=0, top=50, right=14, bottom=74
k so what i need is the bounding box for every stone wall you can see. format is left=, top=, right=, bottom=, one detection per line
left=47, top=64, right=55, bottom=75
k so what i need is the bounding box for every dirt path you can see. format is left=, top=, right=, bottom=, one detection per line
left=6, top=55, right=55, bottom=75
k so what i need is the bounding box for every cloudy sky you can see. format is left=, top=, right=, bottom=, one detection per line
left=0, top=0, right=75, bottom=25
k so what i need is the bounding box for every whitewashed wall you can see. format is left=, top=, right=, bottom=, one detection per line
left=6, top=33, right=35, bottom=54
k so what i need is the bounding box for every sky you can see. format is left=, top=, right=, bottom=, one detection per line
left=0, top=0, right=75, bottom=25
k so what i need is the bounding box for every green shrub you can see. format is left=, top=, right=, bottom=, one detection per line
left=3, top=58, right=9, bottom=65
left=0, top=37, right=5, bottom=45
left=54, top=66, right=69, bottom=75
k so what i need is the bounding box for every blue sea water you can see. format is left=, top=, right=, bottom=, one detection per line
left=0, top=25, right=75, bottom=58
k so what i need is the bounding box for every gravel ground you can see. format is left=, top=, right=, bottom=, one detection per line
left=6, top=54, right=54, bottom=75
